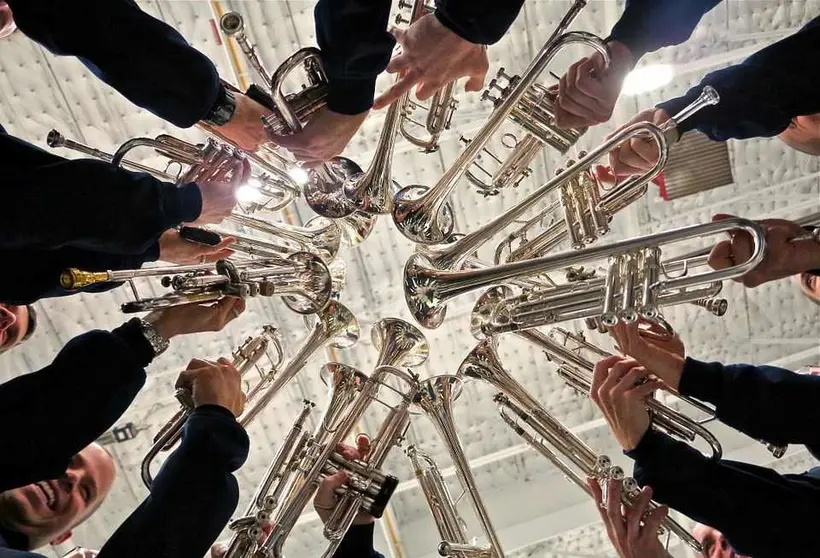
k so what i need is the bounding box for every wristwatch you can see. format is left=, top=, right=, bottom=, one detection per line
left=203, top=84, right=237, bottom=127
left=137, top=317, right=170, bottom=357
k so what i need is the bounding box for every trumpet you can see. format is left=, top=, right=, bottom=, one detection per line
left=237, top=300, right=360, bottom=427
left=62, top=254, right=333, bottom=315
left=243, top=362, right=420, bottom=558
left=404, top=217, right=767, bottom=329
left=394, top=0, right=458, bottom=153
left=392, top=0, right=609, bottom=244
left=412, top=375, right=505, bottom=558
left=415, top=86, right=720, bottom=273
left=141, top=325, right=285, bottom=488
left=226, top=213, right=342, bottom=263
left=456, top=337, right=703, bottom=554
left=45, top=129, right=298, bottom=213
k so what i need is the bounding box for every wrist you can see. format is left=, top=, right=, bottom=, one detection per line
left=145, top=311, right=180, bottom=340
left=203, top=84, right=237, bottom=127
left=605, top=39, right=636, bottom=73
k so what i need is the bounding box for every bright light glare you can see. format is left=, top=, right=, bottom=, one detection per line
left=288, top=167, right=309, bottom=185
left=237, top=184, right=264, bottom=203
left=621, top=64, right=674, bottom=96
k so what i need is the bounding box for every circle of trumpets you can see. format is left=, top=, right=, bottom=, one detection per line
left=371, top=317, right=430, bottom=368
left=338, top=210, right=378, bottom=246
left=403, top=252, right=448, bottom=330
left=303, top=157, right=363, bottom=219
left=302, top=300, right=361, bottom=349
left=281, top=252, right=333, bottom=314
left=411, top=374, right=465, bottom=411
left=342, top=171, right=402, bottom=215
left=469, top=285, right=515, bottom=340
left=391, top=185, right=456, bottom=244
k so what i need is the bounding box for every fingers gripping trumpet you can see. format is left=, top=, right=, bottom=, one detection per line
left=141, top=325, right=285, bottom=488
left=391, top=0, right=610, bottom=244
left=404, top=217, right=766, bottom=330
left=456, top=337, right=703, bottom=555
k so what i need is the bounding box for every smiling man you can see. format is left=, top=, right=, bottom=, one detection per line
left=0, top=304, right=36, bottom=353
left=0, top=444, right=115, bottom=551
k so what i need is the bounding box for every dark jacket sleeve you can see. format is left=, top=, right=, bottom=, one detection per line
left=607, top=0, right=723, bottom=60
left=679, top=357, right=820, bottom=447
left=333, top=523, right=384, bottom=558
left=627, top=429, right=820, bottom=558
left=96, top=406, right=249, bottom=558
left=314, top=0, right=395, bottom=115
left=435, top=0, right=524, bottom=45
left=0, top=320, right=152, bottom=492
left=1, top=132, right=201, bottom=254
left=656, top=16, right=820, bottom=141
left=5, top=0, right=220, bottom=128
left=0, top=244, right=160, bottom=305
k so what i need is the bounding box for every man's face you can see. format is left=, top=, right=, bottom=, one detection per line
left=693, top=524, right=751, bottom=558
left=0, top=444, right=115, bottom=549
left=779, top=114, right=820, bottom=156
left=0, top=303, right=29, bottom=352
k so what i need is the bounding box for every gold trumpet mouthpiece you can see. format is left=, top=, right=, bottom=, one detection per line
left=60, top=269, right=110, bottom=289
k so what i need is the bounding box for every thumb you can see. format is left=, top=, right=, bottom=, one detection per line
left=314, top=471, right=349, bottom=507
left=642, top=505, right=669, bottom=536
left=464, top=75, right=484, bottom=93
left=707, top=240, right=734, bottom=271
left=389, top=26, right=406, bottom=45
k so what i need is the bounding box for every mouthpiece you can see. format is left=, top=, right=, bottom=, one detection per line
left=47, top=129, right=66, bottom=148
left=219, top=12, right=244, bottom=35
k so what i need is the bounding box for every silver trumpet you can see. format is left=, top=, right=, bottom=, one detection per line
left=245, top=363, right=420, bottom=558
left=456, top=337, right=703, bottom=555
left=412, top=375, right=505, bottom=558
left=372, top=317, right=430, bottom=368
left=46, top=129, right=297, bottom=213
left=404, top=217, right=766, bottom=329
left=61, top=254, right=334, bottom=315
left=141, top=325, right=285, bottom=488
left=226, top=213, right=342, bottom=263
left=394, top=0, right=458, bottom=153
left=237, top=300, right=360, bottom=427
left=414, top=86, right=720, bottom=273
left=391, top=0, right=609, bottom=244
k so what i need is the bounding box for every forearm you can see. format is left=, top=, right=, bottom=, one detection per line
left=2, top=134, right=201, bottom=253
left=435, top=0, right=525, bottom=45
left=0, top=320, right=151, bottom=491
left=6, top=0, right=220, bottom=128
left=679, top=358, right=820, bottom=446
left=657, top=17, right=820, bottom=140
left=629, top=429, right=820, bottom=557
left=314, top=0, right=394, bottom=114
left=607, top=0, right=722, bottom=60
left=97, top=407, right=249, bottom=558
left=332, top=523, right=383, bottom=558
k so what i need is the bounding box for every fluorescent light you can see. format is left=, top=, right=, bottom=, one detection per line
left=622, top=64, right=674, bottom=96
left=288, top=167, right=310, bottom=185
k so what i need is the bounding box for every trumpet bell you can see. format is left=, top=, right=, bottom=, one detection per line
left=372, top=317, right=430, bottom=368
left=303, top=157, right=364, bottom=219
left=392, top=185, right=456, bottom=245
left=282, top=252, right=333, bottom=314
left=304, top=300, right=361, bottom=349
left=413, top=375, right=465, bottom=416
left=338, top=210, right=378, bottom=246
left=404, top=253, right=448, bottom=329
left=343, top=173, right=401, bottom=215
left=469, top=286, right=515, bottom=340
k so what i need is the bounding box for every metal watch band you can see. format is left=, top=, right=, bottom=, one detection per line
left=138, top=318, right=170, bottom=356
left=203, top=85, right=236, bottom=127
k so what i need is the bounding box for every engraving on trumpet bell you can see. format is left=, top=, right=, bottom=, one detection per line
left=391, top=185, right=456, bottom=245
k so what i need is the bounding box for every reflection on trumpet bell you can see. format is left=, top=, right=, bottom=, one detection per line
left=337, top=209, right=378, bottom=246
left=303, top=157, right=366, bottom=219
left=372, top=317, right=430, bottom=369
left=141, top=325, right=285, bottom=489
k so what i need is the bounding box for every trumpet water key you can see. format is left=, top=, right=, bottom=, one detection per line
left=456, top=338, right=703, bottom=555
left=391, top=0, right=609, bottom=244
left=404, top=217, right=766, bottom=329
left=412, top=375, right=506, bottom=558
left=141, top=325, right=285, bottom=488
left=414, top=86, right=720, bottom=274
left=62, top=253, right=334, bottom=315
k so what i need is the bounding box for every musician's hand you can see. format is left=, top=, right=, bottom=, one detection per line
left=146, top=296, right=245, bottom=339
left=590, top=356, right=659, bottom=451
left=191, top=172, right=244, bottom=226
left=554, top=40, right=634, bottom=130
left=158, top=230, right=236, bottom=265
left=201, top=91, right=272, bottom=152
left=608, top=108, right=672, bottom=177
left=271, top=107, right=368, bottom=165
left=590, top=478, right=669, bottom=558
left=608, top=320, right=685, bottom=392
left=313, top=435, right=375, bottom=526
left=208, top=523, right=272, bottom=557
left=372, top=14, right=488, bottom=110
left=708, top=214, right=820, bottom=288
left=176, top=357, right=245, bottom=415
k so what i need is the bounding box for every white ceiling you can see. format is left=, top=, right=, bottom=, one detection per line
left=1, top=1, right=819, bottom=556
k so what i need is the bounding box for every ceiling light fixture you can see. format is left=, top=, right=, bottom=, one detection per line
left=621, top=64, right=674, bottom=96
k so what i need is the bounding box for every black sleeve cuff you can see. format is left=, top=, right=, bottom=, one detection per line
left=625, top=427, right=676, bottom=462
left=166, top=182, right=203, bottom=224
left=113, top=318, right=156, bottom=368
left=183, top=405, right=250, bottom=472
left=327, top=78, right=377, bottom=115
left=677, top=357, right=724, bottom=404
left=332, top=522, right=377, bottom=558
